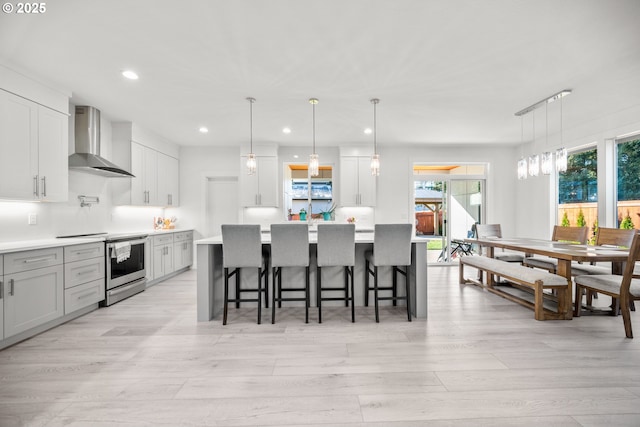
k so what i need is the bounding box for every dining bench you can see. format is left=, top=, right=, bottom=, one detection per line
left=459, top=255, right=571, bottom=320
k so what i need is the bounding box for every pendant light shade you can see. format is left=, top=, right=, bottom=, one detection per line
left=517, top=158, right=528, bottom=180
left=246, top=97, right=257, bottom=175
left=309, top=98, right=319, bottom=177
left=370, top=98, right=380, bottom=176
left=528, top=154, right=540, bottom=177
left=541, top=151, right=553, bottom=175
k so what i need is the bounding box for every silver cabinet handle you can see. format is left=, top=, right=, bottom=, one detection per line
left=33, top=175, right=39, bottom=196
left=41, top=176, right=47, bottom=197
left=23, top=256, right=53, bottom=264
left=9, top=279, right=15, bottom=296
left=77, top=290, right=96, bottom=300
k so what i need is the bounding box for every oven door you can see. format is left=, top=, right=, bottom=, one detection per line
left=106, top=238, right=147, bottom=290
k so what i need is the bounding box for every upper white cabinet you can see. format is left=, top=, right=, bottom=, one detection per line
left=112, top=123, right=179, bottom=207
left=0, top=89, right=68, bottom=202
left=239, top=156, right=278, bottom=207
left=340, top=156, right=376, bottom=207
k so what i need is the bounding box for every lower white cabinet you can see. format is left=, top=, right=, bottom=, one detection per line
left=4, top=264, right=64, bottom=339
left=63, top=243, right=105, bottom=314
left=152, top=234, right=174, bottom=280
left=0, top=255, right=4, bottom=340
left=173, top=231, right=193, bottom=271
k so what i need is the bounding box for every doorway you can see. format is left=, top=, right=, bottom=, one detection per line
left=412, top=164, right=486, bottom=264
left=206, top=176, right=239, bottom=237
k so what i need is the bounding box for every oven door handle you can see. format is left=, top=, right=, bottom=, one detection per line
left=107, top=278, right=146, bottom=297
left=107, top=238, right=148, bottom=248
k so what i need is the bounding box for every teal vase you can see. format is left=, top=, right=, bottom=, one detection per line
left=299, top=212, right=306, bottom=221
left=322, top=212, right=331, bottom=221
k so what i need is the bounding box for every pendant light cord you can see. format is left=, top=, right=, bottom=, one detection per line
left=247, top=97, right=255, bottom=152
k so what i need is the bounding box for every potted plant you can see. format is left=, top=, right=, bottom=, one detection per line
left=320, top=202, right=336, bottom=221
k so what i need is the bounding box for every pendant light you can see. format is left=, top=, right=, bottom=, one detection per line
left=541, top=103, right=553, bottom=175
left=309, top=98, right=319, bottom=177
left=555, top=95, right=568, bottom=173
left=517, top=115, right=528, bottom=180
left=246, top=97, right=257, bottom=175
left=528, top=111, right=540, bottom=177
left=370, top=98, right=380, bottom=176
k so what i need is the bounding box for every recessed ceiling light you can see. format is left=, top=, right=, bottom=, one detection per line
left=283, top=127, right=291, bottom=134
left=199, top=127, right=209, bottom=133
left=122, top=70, right=139, bottom=80
left=364, top=128, right=372, bottom=135
left=293, top=155, right=299, bottom=159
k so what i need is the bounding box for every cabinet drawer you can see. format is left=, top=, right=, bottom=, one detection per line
left=153, top=234, right=174, bottom=246
left=173, top=231, right=193, bottom=242
left=64, top=278, right=105, bottom=314
left=4, top=247, right=63, bottom=274
left=64, top=256, right=105, bottom=289
left=64, top=242, right=105, bottom=262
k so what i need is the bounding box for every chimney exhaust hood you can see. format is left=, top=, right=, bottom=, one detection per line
left=69, top=106, right=134, bottom=178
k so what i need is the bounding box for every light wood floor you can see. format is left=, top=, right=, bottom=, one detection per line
left=2, top=266, right=640, bottom=426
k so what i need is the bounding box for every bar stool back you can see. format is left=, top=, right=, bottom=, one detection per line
left=221, top=224, right=268, bottom=325
left=270, top=223, right=310, bottom=323
left=365, top=223, right=412, bottom=322
left=317, top=224, right=356, bottom=323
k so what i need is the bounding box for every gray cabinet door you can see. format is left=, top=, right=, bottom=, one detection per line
left=4, top=264, right=64, bottom=338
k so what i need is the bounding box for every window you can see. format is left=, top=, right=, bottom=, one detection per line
left=616, top=137, right=640, bottom=229
left=557, top=146, right=598, bottom=235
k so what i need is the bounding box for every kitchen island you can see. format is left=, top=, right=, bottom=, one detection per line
left=195, top=230, right=428, bottom=321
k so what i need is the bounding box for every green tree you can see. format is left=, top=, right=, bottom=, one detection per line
left=617, top=139, right=640, bottom=200
left=561, top=212, right=570, bottom=226
left=576, top=209, right=586, bottom=227
left=620, top=211, right=635, bottom=229
left=559, top=149, right=598, bottom=203
left=589, top=218, right=598, bottom=245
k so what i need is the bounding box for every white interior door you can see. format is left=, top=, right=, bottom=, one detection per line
left=206, top=177, right=239, bottom=237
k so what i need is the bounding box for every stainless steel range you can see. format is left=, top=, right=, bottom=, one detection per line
left=58, top=232, right=148, bottom=306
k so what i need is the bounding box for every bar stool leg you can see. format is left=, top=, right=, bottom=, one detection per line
left=317, top=266, right=323, bottom=323
left=305, top=266, right=310, bottom=324
left=344, top=267, right=349, bottom=307
left=257, top=267, right=262, bottom=324
left=278, top=271, right=283, bottom=308
left=405, top=266, right=412, bottom=322
left=223, top=267, right=230, bottom=325
left=264, top=262, right=269, bottom=309
left=235, top=269, right=241, bottom=309
left=392, top=266, right=398, bottom=306
left=349, top=266, right=355, bottom=323
left=374, top=266, right=380, bottom=323
left=364, top=259, right=370, bottom=307
left=271, top=267, right=277, bottom=324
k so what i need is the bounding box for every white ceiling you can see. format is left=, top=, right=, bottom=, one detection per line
left=1, top=0, right=639, bottom=148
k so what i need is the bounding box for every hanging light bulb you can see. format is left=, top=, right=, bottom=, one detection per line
left=308, top=98, right=319, bottom=177
left=370, top=98, right=380, bottom=176
left=541, top=103, right=553, bottom=175
left=556, top=96, right=568, bottom=173
left=517, top=115, right=527, bottom=180
left=246, top=97, right=257, bottom=175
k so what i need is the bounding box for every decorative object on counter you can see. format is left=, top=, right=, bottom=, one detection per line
left=308, top=98, right=319, bottom=177
left=320, top=202, right=336, bottom=221
left=154, top=216, right=177, bottom=230
left=299, top=208, right=307, bottom=221
left=246, top=97, right=257, bottom=175
left=287, top=209, right=293, bottom=221
left=346, top=216, right=356, bottom=224
left=370, top=98, right=380, bottom=176
left=78, top=195, right=99, bottom=207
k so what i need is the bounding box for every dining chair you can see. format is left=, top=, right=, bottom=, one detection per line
left=574, top=231, right=640, bottom=338
left=270, top=223, right=310, bottom=323
left=474, top=223, right=523, bottom=283
left=221, top=224, right=269, bottom=325
left=569, top=228, right=636, bottom=276
left=523, top=225, right=589, bottom=273
left=317, top=223, right=356, bottom=323
left=364, top=224, right=413, bottom=322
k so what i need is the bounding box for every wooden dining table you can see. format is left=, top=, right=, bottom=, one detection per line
left=465, top=237, right=631, bottom=318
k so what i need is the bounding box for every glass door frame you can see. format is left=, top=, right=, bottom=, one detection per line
left=411, top=165, right=487, bottom=265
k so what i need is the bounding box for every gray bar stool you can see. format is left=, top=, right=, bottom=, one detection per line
left=365, top=224, right=412, bottom=322
left=317, top=224, right=356, bottom=323
left=270, top=223, right=310, bottom=323
left=221, top=224, right=268, bottom=325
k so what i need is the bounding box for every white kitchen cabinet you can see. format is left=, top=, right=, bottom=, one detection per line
left=3, top=248, right=64, bottom=338
left=152, top=234, right=174, bottom=280
left=340, top=156, right=376, bottom=207
left=112, top=122, right=180, bottom=207
left=239, top=156, right=278, bottom=207
left=157, top=152, right=179, bottom=206
left=63, top=242, right=105, bottom=314
left=173, top=231, right=193, bottom=271
left=0, top=90, right=68, bottom=202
